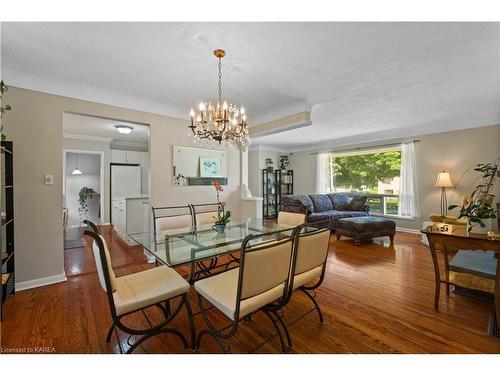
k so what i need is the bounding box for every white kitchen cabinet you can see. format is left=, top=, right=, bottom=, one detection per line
left=111, top=196, right=148, bottom=245
left=111, top=150, right=141, bottom=164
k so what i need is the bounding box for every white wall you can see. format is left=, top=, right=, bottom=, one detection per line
left=65, top=153, right=101, bottom=227
left=4, top=87, right=243, bottom=284
left=289, top=124, right=500, bottom=231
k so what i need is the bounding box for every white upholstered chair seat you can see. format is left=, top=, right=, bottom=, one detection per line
left=194, top=268, right=285, bottom=321
left=292, top=266, right=322, bottom=289
left=277, top=211, right=305, bottom=227
left=113, top=265, right=190, bottom=316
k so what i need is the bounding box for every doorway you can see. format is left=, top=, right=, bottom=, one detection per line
left=63, top=150, right=105, bottom=250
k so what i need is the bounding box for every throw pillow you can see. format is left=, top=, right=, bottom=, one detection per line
left=348, top=195, right=368, bottom=211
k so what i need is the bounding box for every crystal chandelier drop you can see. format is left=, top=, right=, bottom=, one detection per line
left=188, top=49, right=249, bottom=148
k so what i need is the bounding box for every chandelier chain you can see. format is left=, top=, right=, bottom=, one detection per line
left=217, top=57, right=223, bottom=102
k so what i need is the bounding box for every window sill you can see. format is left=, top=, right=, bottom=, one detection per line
left=370, top=213, right=415, bottom=221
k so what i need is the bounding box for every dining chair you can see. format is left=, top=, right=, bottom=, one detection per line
left=84, top=228, right=196, bottom=353
left=83, top=219, right=100, bottom=234
left=277, top=211, right=306, bottom=227
left=190, top=203, right=221, bottom=229
left=194, top=228, right=301, bottom=353
left=151, top=205, right=194, bottom=233
left=191, top=203, right=226, bottom=274
left=278, top=225, right=331, bottom=349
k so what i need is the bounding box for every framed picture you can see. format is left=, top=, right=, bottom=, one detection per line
left=200, top=157, right=222, bottom=178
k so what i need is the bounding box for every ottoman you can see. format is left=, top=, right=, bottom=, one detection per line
left=334, top=216, right=396, bottom=245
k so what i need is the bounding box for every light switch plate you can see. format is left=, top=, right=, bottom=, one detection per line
left=44, top=174, right=54, bottom=185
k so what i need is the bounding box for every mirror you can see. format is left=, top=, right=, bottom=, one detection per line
left=172, top=146, right=228, bottom=186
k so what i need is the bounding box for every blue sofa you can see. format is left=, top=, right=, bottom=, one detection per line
left=281, top=193, right=370, bottom=227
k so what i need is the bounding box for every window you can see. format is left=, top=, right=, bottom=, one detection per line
left=329, top=147, right=405, bottom=217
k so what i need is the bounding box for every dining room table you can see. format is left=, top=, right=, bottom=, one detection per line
left=129, top=217, right=316, bottom=284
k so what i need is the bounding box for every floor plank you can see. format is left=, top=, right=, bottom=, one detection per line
left=1, top=226, right=499, bottom=353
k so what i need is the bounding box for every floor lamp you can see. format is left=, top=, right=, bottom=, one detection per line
left=435, top=170, right=453, bottom=216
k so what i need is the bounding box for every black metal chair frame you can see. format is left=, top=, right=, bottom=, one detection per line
left=83, top=228, right=196, bottom=353
left=196, top=227, right=302, bottom=353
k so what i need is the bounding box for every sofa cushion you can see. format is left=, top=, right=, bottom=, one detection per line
left=348, top=195, right=368, bottom=211
left=309, top=210, right=352, bottom=222
left=282, top=195, right=314, bottom=214
left=309, top=194, right=333, bottom=212
left=328, top=193, right=350, bottom=210
left=346, top=211, right=367, bottom=218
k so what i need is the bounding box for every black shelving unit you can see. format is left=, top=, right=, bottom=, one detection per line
left=262, top=169, right=294, bottom=219
left=1, top=141, right=14, bottom=321
left=262, top=169, right=278, bottom=219
left=277, top=170, right=293, bottom=209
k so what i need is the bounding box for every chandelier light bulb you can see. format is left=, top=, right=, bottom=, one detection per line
left=223, top=101, right=228, bottom=110
left=240, top=106, right=245, bottom=115
left=199, top=102, right=206, bottom=111
left=190, top=108, right=195, bottom=117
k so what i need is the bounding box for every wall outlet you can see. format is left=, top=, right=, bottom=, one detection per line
left=44, top=174, right=54, bottom=185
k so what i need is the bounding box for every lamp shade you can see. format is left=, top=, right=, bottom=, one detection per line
left=435, top=171, right=453, bottom=187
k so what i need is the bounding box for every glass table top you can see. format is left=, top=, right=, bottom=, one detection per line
left=129, top=218, right=314, bottom=267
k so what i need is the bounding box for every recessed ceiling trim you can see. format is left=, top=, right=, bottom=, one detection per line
left=250, top=111, right=312, bottom=138
left=63, top=133, right=114, bottom=143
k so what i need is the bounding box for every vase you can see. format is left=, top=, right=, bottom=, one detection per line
left=212, top=223, right=226, bottom=234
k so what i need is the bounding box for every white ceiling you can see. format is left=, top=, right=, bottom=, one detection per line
left=63, top=113, right=149, bottom=144
left=2, top=22, right=500, bottom=151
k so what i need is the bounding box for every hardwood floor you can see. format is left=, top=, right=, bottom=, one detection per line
left=1, top=225, right=499, bottom=353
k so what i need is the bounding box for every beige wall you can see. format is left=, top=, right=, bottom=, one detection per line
left=248, top=148, right=282, bottom=197
left=289, top=124, right=500, bottom=231
left=4, top=87, right=242, bottom=284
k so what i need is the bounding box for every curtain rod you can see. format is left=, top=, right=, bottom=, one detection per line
left=309, top=140, right=420, bottom=155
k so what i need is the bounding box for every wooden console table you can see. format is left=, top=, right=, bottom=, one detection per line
left=422, top=223, right=500, bottom=336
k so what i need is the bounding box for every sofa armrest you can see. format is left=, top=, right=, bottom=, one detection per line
left=363, top=204, right=370, bottom=215
left=280, top=202, right=308, bottom=216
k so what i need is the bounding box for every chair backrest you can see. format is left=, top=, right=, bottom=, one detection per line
left=83, top=219, right=100, bottom=234
left=84, top=230, right=117, bottom=294
left=152, top=205, right=194, bottom=232
left=191, top=203, right=220, bottom=229
left=237, top=236, right=296, bottom=304
left=294, top=227, right=331, bottom=277
left=277, top=211, right=305, bottom=227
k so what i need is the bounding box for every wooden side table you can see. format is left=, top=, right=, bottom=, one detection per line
left=422, top=223, right=500, bottom=337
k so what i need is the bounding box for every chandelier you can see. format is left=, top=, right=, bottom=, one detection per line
left=188, top=49, right=249, bottom=148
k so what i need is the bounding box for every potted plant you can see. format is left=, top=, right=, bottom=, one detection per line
left=279, top=153, right=292, bottom=170
left=448, top=162, right=498, bottom=235
left=78, top=187, right=96, bottom=223
left=0, top=80, right=12, bottom=141
left=211, top=180, right=231, bottom=234
left=265, top=158, right=274, bottom=172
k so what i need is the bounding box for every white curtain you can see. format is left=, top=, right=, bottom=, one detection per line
left=399, top=141, right=420, bottom=218
left=315, top=152, right=333, bottom=194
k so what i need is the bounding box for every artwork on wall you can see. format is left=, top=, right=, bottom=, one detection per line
left=200, top=157, right=222, bottom=178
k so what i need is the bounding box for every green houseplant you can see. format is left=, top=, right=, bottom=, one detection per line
left=0, top=80, right=12, bottom=141
left=448, top=162, right=498, bottom=234
left=211, top=180, right=231, bottom=234
left=78, top=187, right=96, bottom=223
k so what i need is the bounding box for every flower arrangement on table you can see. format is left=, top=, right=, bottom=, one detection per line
left=212, top=180, right=231, bottom=233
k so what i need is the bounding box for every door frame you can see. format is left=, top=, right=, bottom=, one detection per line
left=63, top=149, right=106, bottom=226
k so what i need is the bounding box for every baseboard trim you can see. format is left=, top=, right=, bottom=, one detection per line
left=15, top=273, right=67, bottom=291
left=396, top=227, right=421, bottom=234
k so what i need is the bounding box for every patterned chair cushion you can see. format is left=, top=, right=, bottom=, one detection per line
left=328, top=193, right=350, bottom=210
left=310, top=194, right=333, bottom=212
left=348, top=195, right=368, bottom=211
left=282, top=195, right=314, bottom=214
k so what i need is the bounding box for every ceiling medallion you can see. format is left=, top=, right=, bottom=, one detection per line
left=188, top=49, right=249, bottom=148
